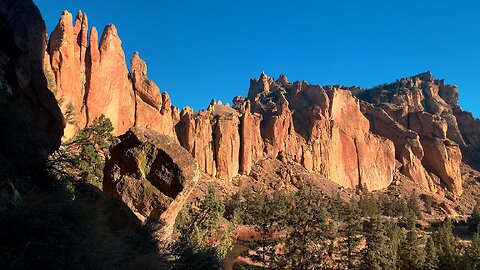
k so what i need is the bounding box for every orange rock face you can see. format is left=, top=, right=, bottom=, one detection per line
left=47, top=12, right=179, bottom=138
left=48, top=11, right=88, bottom=138
left=357, top=72, right=464, bottom=196
left=130, top=52, right=176, bottom=137
left=45, top=11, right=477, bottom=196
left=86, top=24, right=135, bottom=135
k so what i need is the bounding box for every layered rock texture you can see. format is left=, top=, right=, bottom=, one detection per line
left=46, top=11, right=480, bottom=197
left=0, top=0, right=64, bottom=165
left=103, top=127, right=199, bottom=237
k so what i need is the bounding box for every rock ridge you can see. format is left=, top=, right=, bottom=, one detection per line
left=46, top=11, right=479, bottom=196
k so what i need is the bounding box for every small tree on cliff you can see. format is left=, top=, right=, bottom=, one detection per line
left=73, top=115, right=115, bottom=188
left=48, top=114, right=114, bottom=190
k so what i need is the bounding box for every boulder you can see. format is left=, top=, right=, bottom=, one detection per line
left=103, top=127, right=199, bottom=237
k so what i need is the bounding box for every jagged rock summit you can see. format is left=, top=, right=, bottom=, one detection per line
left=45, top=11, right=480, bottom=198
left=46, top=11, right=178, bottom=139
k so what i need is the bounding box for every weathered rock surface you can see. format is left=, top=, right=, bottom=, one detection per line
left=453, top=107, right=480, bottom=171
left=86, top=24, right=135, bottom=135
left=0, top=0, right=64, bottom=164
left=130, top=52, right=176, bottom=136
left=48, top=11, right=88, bottom=138
left=47, top=13, right=178, bottom=138
left=357, top=72, right=465, bottom=196
left=44, top=11, right=479, bottom=196
left=103, top=127, right=198, bottom=236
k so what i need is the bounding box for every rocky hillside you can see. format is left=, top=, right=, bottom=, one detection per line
left=45, top=11, right=480, bottom=199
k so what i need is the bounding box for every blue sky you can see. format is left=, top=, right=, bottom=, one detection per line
left=36, top=0, right=479, bottom=117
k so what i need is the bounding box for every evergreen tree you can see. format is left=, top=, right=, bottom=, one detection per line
left=361, top=217, right=392, bottom=270
left=241, top=190, right=289, bottom=268
left=338, top=201, right=363, bottom=269
left=193, top=185, right=225, bottom=247
left=73, top=115, right=114, bottom=188
left=424, top=236, right=439, bottom=270
left=399, top=225, right=425, bottom=270
left=424, top=195, right=433, bottom=214
left=464, top=224, right=480, bottom=269
left=468, top=200, right=480, bottom=232
left=385, top=220, right=404, bottom=270
left=433, top=218, right=460, bottom=270
left=358, top=191, right=380, bottom=217
left=407, top=191, right=422, bottom=219
left=278, top=185, right=337, bottom=270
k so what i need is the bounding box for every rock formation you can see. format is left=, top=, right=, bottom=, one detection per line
left=46, top=12, right=178, bottom=138
left=44, top=11, right=480, bottom=197
left=103, top=127, right=199, bottom=237
left=0, top=0, right=64, bottom=165
left=357, top=72, right=466, bottom=196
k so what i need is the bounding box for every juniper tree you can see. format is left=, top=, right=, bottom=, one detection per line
left=241, top=190, right=290, bottom=268
left=74, top=115, right=114, bottom=188
left=463, top=224, right=480, bottom=269
left=407, top=191, right=422, bottom=219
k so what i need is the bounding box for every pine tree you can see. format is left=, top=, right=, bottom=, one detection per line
left=65, top=102, right=77, bottom=125
left=399, top=225, right=425, bottom=270
left=193, top=185, right=225, bottom=247
left=385, top=221, right=404, bottom=270
left=74, top=115, right=115, bottom=188
left=358, top=191, right=380, bottom=217
left=278, top=185, right=337, bottom=270
left=423, top=236, right=439, bottom=270
left=338, top=201, right=363, bottom=269
left=361, top=217, right=392, bottom=270
left=468, top=199, right=480, bottom=232
left=464, top=224, right=480, bottom=269
left=433, top=218, right=460, bottom=270
left=241, top=190, right=289, bottom=268
left=407, top=191, right=422, bottom=219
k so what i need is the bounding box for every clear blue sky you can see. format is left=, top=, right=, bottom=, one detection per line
left=36, top=0, right=479, bottom=117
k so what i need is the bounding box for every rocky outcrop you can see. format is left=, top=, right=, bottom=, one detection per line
left=130, top=52, right=176, bottom=136
left=48, top=11, right=88, bottom=138
left=357, top=72, right=464, bottom=196
left=86, top=24, right=135, bottom=135
left=44, top=11, right=478, bottom=196
left=0, top=0, right=64, bottom=164
left=174, top=74, right=396, bottom=191
left=453, top=107, right=480, bottom=171
left=46, top=12, right=178, bottom=138
left=103, top=127, right=199, bottom=237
